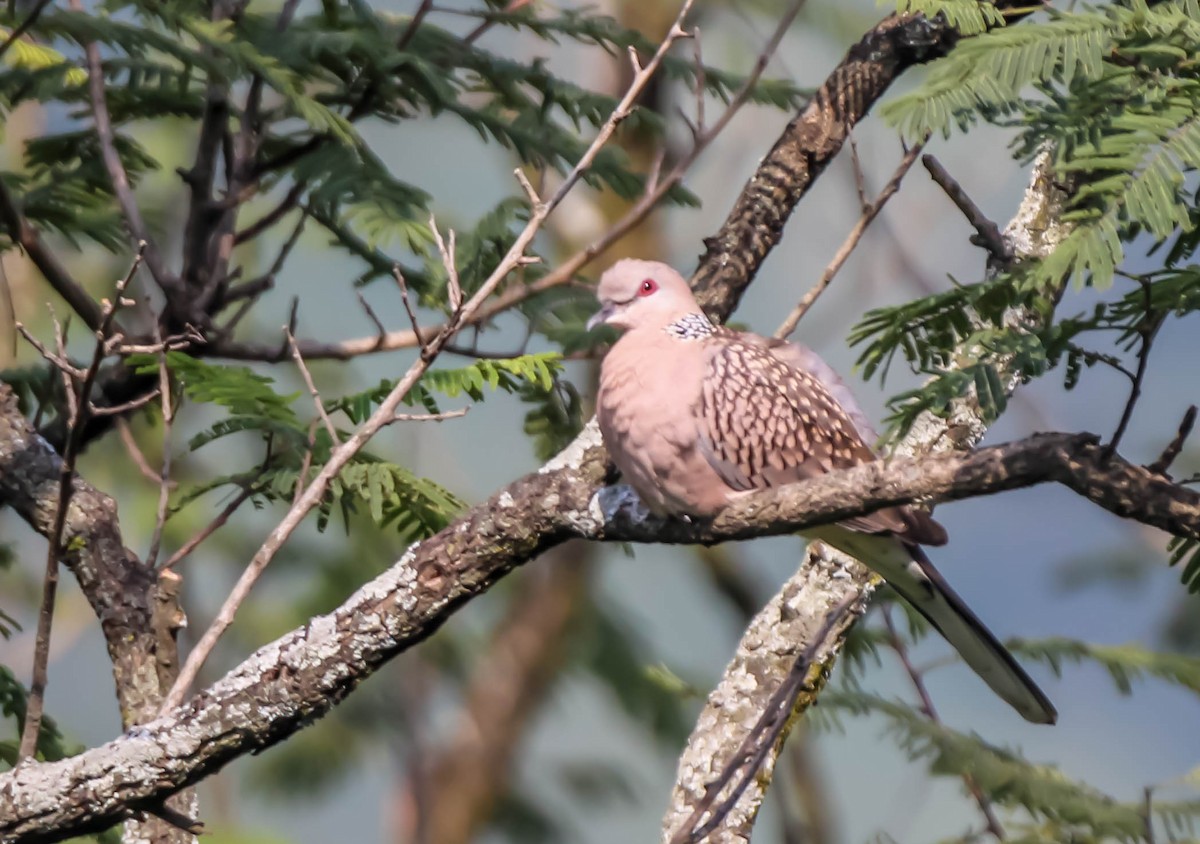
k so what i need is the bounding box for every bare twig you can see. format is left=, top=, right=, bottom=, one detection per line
left=355, top=290, right=387, bottom=340
left=848, top=134, right=868, bottom=212
left=160, top=484, right=256, bottom=570
left=77, top=11, right=174, bottom=294
left=286, top=328, right=339, bottom=442
left=922, top=154, right=1012, bottom=264
left=14, top=322, right=83, bottom=378
left=292, top=420, right=317, bottom=507
left=163, top=0, right=699, bottom=711
left=389, top=407, right=469, bottom=425
left=462, top=0, right=531, bottom=46
left=514, top=169, right=542, bottom=208
left=89, top=389, right=161, bottom=417
left=775, top=138, right=926, bottom=339
left=881, top=608, right=1006, bottom=841
left=397, top=0, right=434, bottom=50
left=144, top=336, right=176, bottom=568
left=429, top=217, right=462, bottom=315
left=392, top=266, right=432, bottom=353
left=116, top=416, right=167, bottom=483
left=1147, top=405, right=1197, bottom=476
left=0, top=181, right=105, bottom=331
left=221, top=275, right=275, bottom=307
left=233, top=183, right=306, bottom=245
left=0, top=0, right=55, bottom=62
left=1106, top=283, right=1165, bottom=459
left=670, top=594, right=859, bottom=844
left=17, top=247, right=143, bottom=762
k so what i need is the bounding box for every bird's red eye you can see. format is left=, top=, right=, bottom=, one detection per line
left=638, top=278, right=658, bottom=296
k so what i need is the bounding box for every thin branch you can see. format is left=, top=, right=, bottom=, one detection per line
left=162, top=0, right=698, bottom=710
left=89, top=389, right=161, bottom=417
left=396, top=0, right=433, bottom=50
left=233, top=183, right=305, bottom=244
left=286, top=327, right=338, bottom=443
left=392, top=266, right=432, bottom=353
left=17, top=247, right=142, bottom=763
left=78, top=15, right=174, bottom=295
left=881, top=608, right=1006, bottom=841
left=1106, top=284, right=1165, bottom=459
left=14, top=322, right=83, bottom=378
left=0, top=180, right=105, bottom=331
left=775, top=137, right=926, bottom=339
left=116, top=416, right=165, bottom=483
left=1147, top=405, right=1196, bottom=476
left=848, top=134, right=869, bottom=212
left=144, top=336, right=176, bottom=568
left=0, top=0, right=55, bottom=62
left=922, top=154, right=1012, bottom=264
left=429, top=216, right=462, bottom=315
left=292, top=420, right=317, bottom=507
left=160, top=485, right=255, bottom=570
left=388, top=407, right=468, bottom=425
left=462, top=0, right=529, bottom=46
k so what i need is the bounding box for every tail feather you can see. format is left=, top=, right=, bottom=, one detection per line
left=808, top=527, right=1057, bottom=725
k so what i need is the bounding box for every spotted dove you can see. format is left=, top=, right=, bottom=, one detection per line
left=590, top=258, right=1056, bottom=725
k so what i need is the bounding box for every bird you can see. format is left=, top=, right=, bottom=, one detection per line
left=588, top=258, right=1056, bottom=725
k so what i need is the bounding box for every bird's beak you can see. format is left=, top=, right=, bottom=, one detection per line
left=587, top=302, right=616, bottom=331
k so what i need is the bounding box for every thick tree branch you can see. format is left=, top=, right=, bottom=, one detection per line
left=0, top=386, right=193, bottom=844
left=0, top=180, right=105, bottom=332
left=0, top=426, right=1195, bottom=840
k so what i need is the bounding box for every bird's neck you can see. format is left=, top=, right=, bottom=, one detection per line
left=661, top=311, right=715, bottom=340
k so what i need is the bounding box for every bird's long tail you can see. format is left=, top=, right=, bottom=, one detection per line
left=808, top=527, right=1057, bottom=725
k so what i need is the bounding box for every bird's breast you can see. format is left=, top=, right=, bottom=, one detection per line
left=597, top=334, right=730, bottom=517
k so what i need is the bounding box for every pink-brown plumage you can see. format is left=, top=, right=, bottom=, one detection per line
left=590, top=258, right=1056, bottom=725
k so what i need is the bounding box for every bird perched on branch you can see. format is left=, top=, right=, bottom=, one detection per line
left=588, top=258, right=1056, bottom=725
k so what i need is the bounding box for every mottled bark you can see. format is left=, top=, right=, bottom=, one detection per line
left=0, top=388, right=193, bottom=844
left=690, top=12, right=958, bottom=317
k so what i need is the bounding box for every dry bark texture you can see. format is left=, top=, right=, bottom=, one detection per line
left=0, top=390, right=192, bottom=844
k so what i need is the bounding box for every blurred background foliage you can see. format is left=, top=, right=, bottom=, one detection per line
left=0, top=0, right=1198, bottom=842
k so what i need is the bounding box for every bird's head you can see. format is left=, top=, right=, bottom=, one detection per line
left=587, top=259, right=701, bottom=332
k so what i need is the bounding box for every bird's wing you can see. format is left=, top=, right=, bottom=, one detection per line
left=695, top=332, right=946, bottom=546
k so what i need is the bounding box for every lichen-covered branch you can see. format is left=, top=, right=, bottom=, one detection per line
left=0, top=424, right=1195, bottom=841
left=0, top=387, right=192, bottom=844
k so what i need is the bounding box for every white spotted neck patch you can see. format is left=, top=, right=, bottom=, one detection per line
left=665, top=313, right=716, bottom=340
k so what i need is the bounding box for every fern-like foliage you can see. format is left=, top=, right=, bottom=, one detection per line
left=128, top=352, right=562, bottom=541
left=857, top=1, right=1200, bottom=445
left=816, top=689, right=1196, bottom=840
left=1013, top=637, right=1200, bottom=695
left=809, top=627, right=1200, bottom=841
left=886, top=0, right=1200, bottom=291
